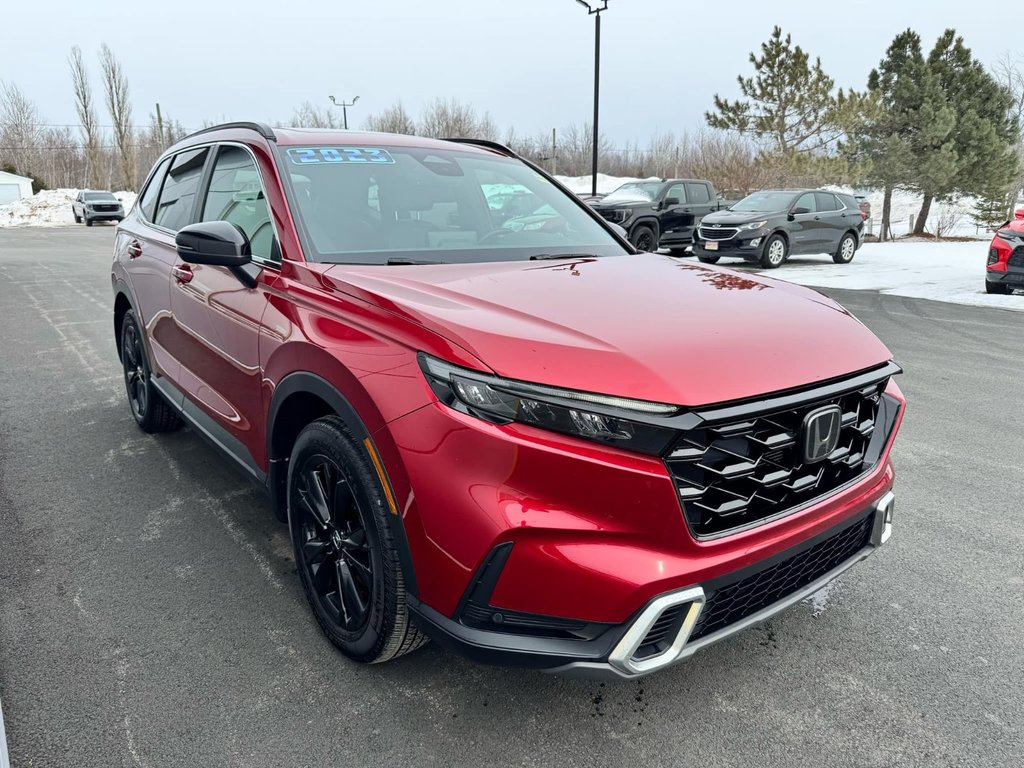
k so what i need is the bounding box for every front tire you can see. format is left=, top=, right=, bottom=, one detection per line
left=669, top=248, right=691, bottom=258
left=630, top=225, right=658, bottom=252
left=759, top=235, right=788, bottom=269
left=85, top=217, right=93, bottom=227
left=833, top=233, right=857, bottom=264
left=288, top=417, right=426, bottom=664
left=697, top=253, right=721, bottom=264
left=120, top=309, right=182, bottom=433
left=73, top=209, right=81, bottom=224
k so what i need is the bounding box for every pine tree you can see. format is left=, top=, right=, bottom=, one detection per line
left=913, top=30, right=1018, bottom=234
left=706, top=27, right=846, bottom=158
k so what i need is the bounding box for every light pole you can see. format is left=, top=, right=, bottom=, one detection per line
left=576, top=0, right=608, bottom=197
left=328, top=95, right=360, bottom=130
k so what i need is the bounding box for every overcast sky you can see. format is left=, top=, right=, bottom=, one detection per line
left=1, top=0, right=1016, bottom=146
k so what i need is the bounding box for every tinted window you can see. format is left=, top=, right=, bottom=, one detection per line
left=685, top=182, right=711, bottom=203
left=665, top=184, right=686, bottom=204
left=279, top=144, right=626, bottom=265
left=138, top=157, right=171, bottom=222
left=154, top=148, right=210, bottom=232
left=201, top=146, right=275, bottom=262
left=793, top=193, right=817, bottom=213
left=814, top=192, right=839, bottom=212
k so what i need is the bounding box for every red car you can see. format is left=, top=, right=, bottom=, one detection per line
left=985, top=209, right=1024, bottom=294
left=111, top=123, right=904, bottom=678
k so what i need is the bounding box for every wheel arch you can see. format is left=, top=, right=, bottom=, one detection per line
left=630, top=217, right=661, bottom=241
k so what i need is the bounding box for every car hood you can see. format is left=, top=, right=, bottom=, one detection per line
left=701, top=209, right=784, bottom=226
left=326, top=253, right=892, bottom=407
left=590, top=198, right=649, bottom=209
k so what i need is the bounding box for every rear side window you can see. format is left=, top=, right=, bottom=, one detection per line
left=685, top=182, right=711, bottom=203
left=814, top=192, right=839, bottom=212
left=154, top=148, right=210, bottom=232
left=137, top=157, right=171, bottom=222
left=201, top=145, right=276, bottom=262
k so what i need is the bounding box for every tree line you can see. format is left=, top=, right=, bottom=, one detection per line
left=2, top=28, right=1022, bottom=239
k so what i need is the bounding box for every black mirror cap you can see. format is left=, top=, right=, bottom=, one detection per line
left=175, top=221, right=252, bottom=266
left=663, top=197, right=680, bottom=207
left=791, top=207, right=811, bottom=216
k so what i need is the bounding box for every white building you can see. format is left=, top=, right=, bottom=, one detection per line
left=0, top=171, right=33, bottom=205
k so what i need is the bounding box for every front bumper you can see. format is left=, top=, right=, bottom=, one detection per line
left=693, top=231, right=766, bottom=259
left=410, top=491, right=895, bottom=678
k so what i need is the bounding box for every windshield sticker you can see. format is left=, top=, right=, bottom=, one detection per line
left=286, top=147, right=395, bottom=165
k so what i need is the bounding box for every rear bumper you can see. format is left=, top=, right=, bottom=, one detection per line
left=409, top=491, right=895, bottom=678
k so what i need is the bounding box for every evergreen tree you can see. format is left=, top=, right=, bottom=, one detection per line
left=706, top=27, right=846, bottom=157
left=913, top=30, right=1017, bottom=234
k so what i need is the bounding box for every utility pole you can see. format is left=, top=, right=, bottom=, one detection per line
left=576, top=1, right=609, bottom=197
left=329, top=95, right=360, bottom=130
left=155, top=102, right=165, bottom=149
left=551, top=128, right=558, bottom=176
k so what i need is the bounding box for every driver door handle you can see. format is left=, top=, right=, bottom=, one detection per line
left=172, top=264, right=194, bottom=284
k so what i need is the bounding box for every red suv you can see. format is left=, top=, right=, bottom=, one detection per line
left=985, top=209, right=1024, bottom=294
left=111, top=123, right=904, bottom=678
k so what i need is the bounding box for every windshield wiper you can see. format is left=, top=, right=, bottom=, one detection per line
left=529, top=253, right=600, bottom=261
left=385, top=258, right=445, bottom=266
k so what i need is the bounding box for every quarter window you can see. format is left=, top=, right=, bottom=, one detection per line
left=138, top=157, right=171, bottom=222
left=201, top=145, right=275, bottom=262
left=154, top=148, right=210, bottom=232
left=685, top=182, right=711, bottom=203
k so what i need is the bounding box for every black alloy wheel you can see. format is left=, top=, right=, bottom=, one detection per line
left=119, top=309, right=182, bottom=433
left=293, top=454, right=375, bottom=633
left=631, top=225, right=658, bottom=252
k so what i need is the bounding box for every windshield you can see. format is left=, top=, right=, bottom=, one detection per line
left=276, top=144, right=626, bottom=264
left=84, top=192, right=117, bottom=201
left=602, top=182, right=662, bottom=203
left=730, top=191, right=796, bottom=212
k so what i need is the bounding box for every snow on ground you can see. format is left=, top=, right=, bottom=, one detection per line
left=745, top=239, right=1024, bottom=312
left=0, top=189, right=136, bottom=227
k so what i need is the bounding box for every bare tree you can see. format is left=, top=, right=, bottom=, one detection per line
left=99, top=44, right=136, bottom=190
left=69, top=46, right=102, bottom=188
left=0, top=81, right=45, bottom=186
left=418, top=98, right=491, bottom=139
left=992, top=53, right=1024, bottom=211
left=290, top=101, right=341, bottom=128
left=364, top=101, right=416, bottom=134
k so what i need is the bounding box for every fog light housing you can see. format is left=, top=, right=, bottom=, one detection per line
left=749, top=237, right=762, bottom=248
left=872, top=491, right=895, bottom=545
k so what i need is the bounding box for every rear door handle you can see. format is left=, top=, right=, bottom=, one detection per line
left=172, top=264, right=193, bottom=284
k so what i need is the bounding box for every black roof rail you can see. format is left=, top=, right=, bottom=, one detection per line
left=443, top=137, right=517, bottom=157
left=182, top=121, right=277, bottom=142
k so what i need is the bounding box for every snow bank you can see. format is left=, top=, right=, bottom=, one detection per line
left=747, top=240, right=1023, bottom=312
left=0, top=189, right=136, bottom=227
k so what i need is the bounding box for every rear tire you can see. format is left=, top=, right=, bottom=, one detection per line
left=833, top=233, right=857, bottom=264
left=631, top=225, right=658, bottom=252
left=120, top=309, right=182, bottom=433
left=986, top=280, right=1011, bottom=295
left=288, top=417, right=427, bottom=664
left=759, top=235, right=788, bottom=269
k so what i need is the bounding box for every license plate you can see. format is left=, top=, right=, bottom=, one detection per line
left=705, top=241, right=719, bottom=251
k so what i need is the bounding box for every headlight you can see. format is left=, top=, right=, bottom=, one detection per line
left=418, top=354, right=678, bottom=454
left=605, top=209, right=630, bottom=223
left=740, top=220, right=768, bottom=230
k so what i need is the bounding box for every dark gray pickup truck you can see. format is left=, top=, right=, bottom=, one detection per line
left=587, top=179, right=732, bottom=253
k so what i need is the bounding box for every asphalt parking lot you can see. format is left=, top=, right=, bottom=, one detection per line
left=1, top=227, right=1022, bottom=768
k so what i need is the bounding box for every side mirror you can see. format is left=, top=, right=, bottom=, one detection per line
left=663, top=197, right=680, bottom=207
left=1015, top=209, right=1024, bottom=220
left=175, top=221, right=252, bottom=267
left=791, top=206, right=811, bottom=216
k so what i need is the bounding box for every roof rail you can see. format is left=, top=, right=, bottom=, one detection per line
left=443, top=137, right=517, bottom=157
left=182, top=121, right=277, bottom=142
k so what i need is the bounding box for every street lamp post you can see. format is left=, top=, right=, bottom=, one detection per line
left=576, top=0, right=608, bottom=197
left=328, top=95, right=360, bottom=130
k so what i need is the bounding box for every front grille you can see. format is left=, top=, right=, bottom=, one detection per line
left=665, top=376, right=889, bottom=538
left=1009, top=247, right=1024, bottom=268
left=92, top=204, right=119, bottom=212
left=689, top=512, right=873, bottom=641
left=698, top=226, right=739, bottom=241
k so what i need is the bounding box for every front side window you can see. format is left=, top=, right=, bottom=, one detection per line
left=277, top=145, right=627, bottom=264
left=793, top=193, right=817, bottom=214
left=201, top=145, right=275, bottom=262
left=138, top=157, right=171, bottom=222
left=664, top=184, right=686, bottom=204
left=154, top=148, right=210, bottom=232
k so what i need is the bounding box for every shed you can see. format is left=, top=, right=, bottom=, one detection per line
left=0, top=171, right=33, bottom=205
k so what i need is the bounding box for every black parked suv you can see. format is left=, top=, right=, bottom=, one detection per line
left=693, top=189, right=865, bottom=269
left=588, top=179, right=730, bottom=254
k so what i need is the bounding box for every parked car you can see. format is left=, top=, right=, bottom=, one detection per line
left=588, top=179, right=732, bottom=254
left=72, top=190, right=124, bottom=226
left=111, top=123, right=904, bottom=678
left=855, top=194, right=872, bottom=221
left=693, top=189, right=865, bottom=269
left=985, top=209, right=1024, bottom=294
